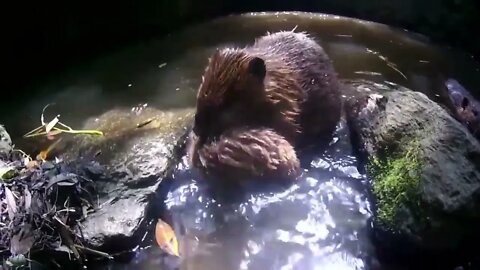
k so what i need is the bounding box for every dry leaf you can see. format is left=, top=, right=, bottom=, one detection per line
left=45, top=115, right=60, bottom=133
left=36, top=151, right=48, bottom=161
left=4, top=186, right=17, bottom=220
left=24, top=187, right=32, bottom=211
left=155, top=219, right=180, bottom=257
left=10, top=225, right=35, bottom=255
left=23, top=157, right=30, bottom=166
left=26, top=160, right=39, bottom=169
left=10, top=231, right=35, bottom=255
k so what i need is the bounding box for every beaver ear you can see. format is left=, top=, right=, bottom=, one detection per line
left=247, top=57, right=266, bottom=80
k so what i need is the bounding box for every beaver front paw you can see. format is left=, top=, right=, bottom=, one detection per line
left=189, top=128, right=301, bottom=183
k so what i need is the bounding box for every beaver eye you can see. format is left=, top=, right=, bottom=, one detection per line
left=247, top=57, right=266, bottom=80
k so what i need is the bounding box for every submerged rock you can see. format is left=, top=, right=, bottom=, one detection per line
left=343, top=81, right=480, bottom=254
left=60, top=106, right=194, bottom=251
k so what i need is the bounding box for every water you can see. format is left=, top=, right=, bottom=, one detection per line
left=160, top=120, right=372, bottom=270
left=3, top=11, right=480, bottom=270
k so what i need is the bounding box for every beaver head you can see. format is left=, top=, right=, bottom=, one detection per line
left=456, top=96, right=480, bottom=137
left=192, top=48, right=271, bottom=146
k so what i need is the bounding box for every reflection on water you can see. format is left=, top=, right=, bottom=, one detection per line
left=3, top=11, right=480, bottom=270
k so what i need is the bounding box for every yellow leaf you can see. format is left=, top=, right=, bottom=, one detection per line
left=155, top=219, right=179, bottom=257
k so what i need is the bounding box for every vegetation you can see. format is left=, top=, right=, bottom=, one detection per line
left=367, top=139, right=423, bottom=230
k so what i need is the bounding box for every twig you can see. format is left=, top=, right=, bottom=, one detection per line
left=73, top=245, right=113, bottom=260
left=23, top=126, right=103, bottom=138
left=23, top=105, right=104, bottom=138
left=53, top=216, right=81, bottom=263
left=56, top=208, right=76, bottom=214
left=136, top=117, right=157, bottom=128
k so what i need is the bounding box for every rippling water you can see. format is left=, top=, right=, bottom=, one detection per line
left=94, top=118, right=374, bottom=270
left=3, top=11, right=480, bottom=270
left=166, top=120, right=371, bottom=270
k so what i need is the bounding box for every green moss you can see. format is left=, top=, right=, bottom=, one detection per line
left=367, top=140, right=423, bottom=229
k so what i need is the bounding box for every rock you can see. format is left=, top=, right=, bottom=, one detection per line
left=60, top=106, right=194, bottom=251
left=0, top=124, right=12, bottom=158
left=343, top=80, right=480, bottom=253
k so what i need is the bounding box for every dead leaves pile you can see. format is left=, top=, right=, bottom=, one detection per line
left=0, top=151, right=102, bottom=268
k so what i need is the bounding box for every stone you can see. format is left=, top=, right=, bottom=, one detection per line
left=343, top=80, right=480, bottom=253
left=60, top=106, right=194, bottom=250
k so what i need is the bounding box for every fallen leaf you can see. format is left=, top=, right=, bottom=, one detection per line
left=155, top=219, right=180, bottom=257
left=45, top=115, right=60, bottom=133
left=41, top=161, right=55, bottom=170
left=26, top=160, right=39, bottom=170
left=46, top=173, right=78, bottom=189
left=55, top=245, right=74, bottom=254
left=4, top=185, right=17, bottom=220
left=10, top=225, right=35, bottom=255
left=5, top=254, right=27, bottom=268
left=24, top=187, right=32, bottom=210
left=23, top=157, right=30, bottom=166
left=0, top=166, right=16, bottom=181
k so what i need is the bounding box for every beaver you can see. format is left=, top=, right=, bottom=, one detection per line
left=445, top=79, right=480, bottom=139
left=188, top=30, right=341, bottom=182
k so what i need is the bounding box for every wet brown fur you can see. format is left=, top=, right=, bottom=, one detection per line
left=188, top=31, right=341, bottom=182
left=190, top=128, right=300, bottom=182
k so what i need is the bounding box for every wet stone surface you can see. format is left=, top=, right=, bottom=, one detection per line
left=60, top=106, right=194, bottom=250
left=344, top=80, right=480, bottom=256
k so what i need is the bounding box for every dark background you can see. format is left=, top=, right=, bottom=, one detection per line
left=5, top=0, right=479, bottom=98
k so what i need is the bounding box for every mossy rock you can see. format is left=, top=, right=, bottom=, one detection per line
left=344, top=81, right=480, bottom=252
left=368, top=139, right=423, bottom=230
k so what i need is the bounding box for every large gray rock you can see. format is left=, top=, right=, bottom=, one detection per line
left=0, top=124, right=12, bottom=157
left=343, top=80, right=480, bottom=252
left=60, top=106, right=194, bottom=250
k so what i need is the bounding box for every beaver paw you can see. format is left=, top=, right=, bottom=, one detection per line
left=190, top=128, right=301, bottom=182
